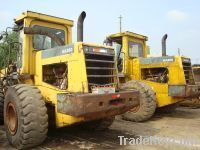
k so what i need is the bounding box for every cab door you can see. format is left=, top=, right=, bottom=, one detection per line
left=123, top=36, right=146, bottom=80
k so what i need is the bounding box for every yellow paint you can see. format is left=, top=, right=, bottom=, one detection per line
left=15, top=11, right=74, bottom=26
left=108, top=31, right=189, bottom=107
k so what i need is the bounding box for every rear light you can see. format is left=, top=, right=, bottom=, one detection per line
left=112, top=94, right=120, bottom=99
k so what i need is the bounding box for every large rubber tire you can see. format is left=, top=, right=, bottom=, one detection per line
left=121, top=80, right=156, bottom=122
left=157, top=104, right=178, bottom=113
left=0, top=84, right=4, bottom=125
left=4, top=84, right=48, bottom=149
left=81, top=117, right=115, bottom=131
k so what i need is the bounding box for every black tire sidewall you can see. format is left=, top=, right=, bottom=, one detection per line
left=0, top=97, right=4, bottom=124
left=0, top=85, right=4, bottom=124
left=121, top=81, right=157, bottom=122
left=4, top=87, right=22, bottom=147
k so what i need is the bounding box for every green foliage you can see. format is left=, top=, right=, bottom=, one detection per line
left=0, top=31, right=18, bottom=69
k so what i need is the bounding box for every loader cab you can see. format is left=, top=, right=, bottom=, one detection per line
left=14, top=11, right=74, bottom=74
left=107, top=31, right=148, bottom=76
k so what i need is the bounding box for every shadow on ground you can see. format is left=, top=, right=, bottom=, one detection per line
left=152, top=107, right=200, bottom=120
left=0, top=107, right=200, bottom=150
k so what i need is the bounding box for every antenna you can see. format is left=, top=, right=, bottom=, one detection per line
left=178, top=48, right=181, bottom=56
left=119, top=15, right=122, bottom=33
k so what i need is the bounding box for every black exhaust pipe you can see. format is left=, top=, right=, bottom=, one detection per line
left=162, top=34, right=168, bottom=56
left=77, top=11, right=86, bottom=42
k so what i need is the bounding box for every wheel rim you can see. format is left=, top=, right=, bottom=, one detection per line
left=131, top=105, right=140, bottom=112
left=6, top=102, right=18, bottom=135
left=130, top=98, right=140, bottom=112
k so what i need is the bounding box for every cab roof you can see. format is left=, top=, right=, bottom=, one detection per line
left=14, top=11, right=74, bottom=27
left=108, top=31, right=148, bottom=41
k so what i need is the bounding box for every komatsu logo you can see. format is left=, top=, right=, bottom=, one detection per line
left=163, top=58, right=174, bottom=62
left=42, top=44, right=74, bottom=59
left=62, top=47, right=73, bottom=54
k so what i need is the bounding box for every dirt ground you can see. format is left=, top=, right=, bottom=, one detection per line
left=0, top=106, right=200, bottom=150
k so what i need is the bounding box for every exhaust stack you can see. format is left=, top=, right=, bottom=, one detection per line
left=77, top=11, right=86, bottom=42
left=162, top=34, right=168, bottom=56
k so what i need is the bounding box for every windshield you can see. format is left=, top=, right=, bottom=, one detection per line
left=32, top=25, right=65, bottom=50
left=128, top=41, right=143, bottom=57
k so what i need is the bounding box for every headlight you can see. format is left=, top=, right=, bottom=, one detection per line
left=182, top=58, right=191, bottom=63
left=83, top=46, right=115, bottom=55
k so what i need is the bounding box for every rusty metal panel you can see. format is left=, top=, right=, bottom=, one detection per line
left=169, top=85, right=200, bottom=98
left=57, top=90, right=139, bottom=120
left=57, top=94, right=76, bottom=114
left=168, top=85, right=186, bottom=97
left=185, top=85, right=200, bottom=98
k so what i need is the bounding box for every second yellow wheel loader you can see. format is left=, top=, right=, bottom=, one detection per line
left=105, top=31, right=200, bottom=122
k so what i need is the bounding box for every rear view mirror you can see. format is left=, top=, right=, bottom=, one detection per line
left=0, top=35, right=3, bottom=41
left=12, top=24, right=22, bottom=32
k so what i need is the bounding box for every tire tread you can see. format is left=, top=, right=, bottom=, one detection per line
left=5, top=84, right=48, bottom=149
left=121, top=80, right=156, bottom=122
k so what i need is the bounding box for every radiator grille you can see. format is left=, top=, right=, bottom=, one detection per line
left=182, top=58, right=195, bottom=84
left=84, top=51, right=118, bottom=92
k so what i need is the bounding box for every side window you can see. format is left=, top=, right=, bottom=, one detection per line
left=128, top=41, right=143, bottom=58
left=33, top=25, right=65, bottom=50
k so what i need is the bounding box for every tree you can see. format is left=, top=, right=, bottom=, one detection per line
left=0, top=31, right=18, bottom=69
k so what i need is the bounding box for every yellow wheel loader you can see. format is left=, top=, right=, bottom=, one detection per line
left=0, top=11, right=139, bottom=149
left=104, top=31, right=200, bottom=122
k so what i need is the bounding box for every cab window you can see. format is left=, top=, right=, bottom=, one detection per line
left=128, top=41, right=143, bottom=57
left=33, top=25, right=65, bottom=50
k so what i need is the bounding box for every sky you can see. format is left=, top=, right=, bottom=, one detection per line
left=0, top=0, right=200, bottom=63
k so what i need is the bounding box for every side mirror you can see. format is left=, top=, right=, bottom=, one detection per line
left=0, top=35, right=3, bottom=41
left=12, top=24, right=22, bottom=32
